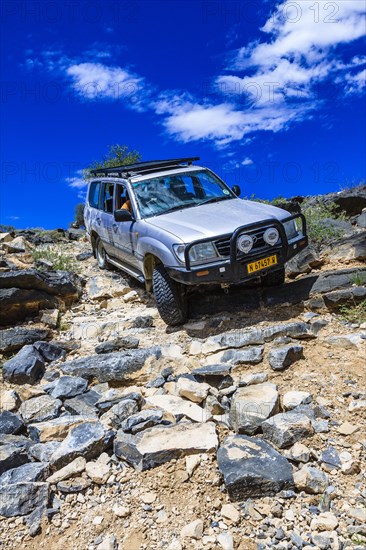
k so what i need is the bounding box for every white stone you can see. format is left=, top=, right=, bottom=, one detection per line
left=85, top=461, right=110, bottom=484
left=47, top=457, right=86, bottom=483
left=310, top=512, right=338, bottom=531
left=348, top=400, right=366, bottom=413
left=0, top=390, right=20, bottom=412
left=140, top=492, right=156, bottom=504
left=185, top=454, right=201, bottom=477
left=161, top=344, right=184, bottom=359
left=180, top=519, right=203, bottom=539
left=189, top=341, right=202, bottom=355
left=177, top=377, right=210, bottom=403
left=112, top=504, right=130, bottom=518
left=123, top=290, right=139, bottom=302
left=40, top=308, right=59, bottom=328
left=146, top=394, right=209, bottom=422
left=217, top=532, right=234, bottom=550
left=220, top=504, right=240, bottom=523
left=283, top=391, right=312, bottom=410
left=92, top=515, right=104, bottom=526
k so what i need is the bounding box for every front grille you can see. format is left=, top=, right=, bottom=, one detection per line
left=214, top=226, right=281, bottom=258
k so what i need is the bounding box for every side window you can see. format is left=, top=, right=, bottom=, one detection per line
left=101, top=183, right=115, bottom=214
left=88, top=182, right=100, bottom=209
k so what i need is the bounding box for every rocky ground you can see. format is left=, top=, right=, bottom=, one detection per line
left=0, top=190, right=365, bottom=550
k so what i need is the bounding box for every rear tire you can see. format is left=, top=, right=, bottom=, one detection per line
left=95, top=237, right=110, bottom=270
left=262, top=267, right=285, bottom=287
left=153, top=265, right=187, bottom=326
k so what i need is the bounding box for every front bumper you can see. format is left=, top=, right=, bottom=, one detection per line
left=166, top=214, right=308, bottom=286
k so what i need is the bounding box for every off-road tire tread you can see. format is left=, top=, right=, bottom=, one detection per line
left=153, top=265, right=187, bottom=326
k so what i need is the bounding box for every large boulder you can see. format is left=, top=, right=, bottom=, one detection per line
left=145, top=394, right=209, bottom=423
left=0, top=482, right=49, bottom=517
left=60, top=348, right=161, bottom=383
left=28, top=415, right=96, bottom=443
left=19, top=395, right=62, bottom=424
left=268, top=345, right=304, bottom=371
left=217, top=435, right=294, bottom=500
left=0, top=444, right=31, bottom=475
left=0, top=462, right=49, bottom=485
left=114, top=421, right=218, bottom=471
left=0, top=269, right=82, bottom=325
left=229, top=383, right=279, bottom=434
left=45, top=376, right=88, bottom=399
left=50, top=422, right=114, bottom=470
left=2, top=345, right=45, bottom=385
left=0, top=327, right=51, bottom=354
left=324, top=233, right=366, bottom=261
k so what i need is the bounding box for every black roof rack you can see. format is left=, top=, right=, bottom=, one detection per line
left=90, top=157, right=200, bottom=177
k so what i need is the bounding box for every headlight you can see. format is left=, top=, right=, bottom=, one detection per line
left=263, top=227, right=279, bottom=246
left=283, top=219, right=299, bottom=241
left=173, top=242, right=218, bottom=265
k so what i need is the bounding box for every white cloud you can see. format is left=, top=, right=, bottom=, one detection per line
left=242, top=158, right=253, bottom=166
left=65, top=169, right=86, bottom=189
left=344, top=68, right=366, bottom=95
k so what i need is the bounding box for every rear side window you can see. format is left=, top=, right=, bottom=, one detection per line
left=88, top=182, right=100, bottom=208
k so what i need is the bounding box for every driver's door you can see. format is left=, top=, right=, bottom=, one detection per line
left=112, top=184, right=139, bottom=267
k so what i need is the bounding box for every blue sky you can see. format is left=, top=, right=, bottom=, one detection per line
left=1, top=0, right=365, bottom=229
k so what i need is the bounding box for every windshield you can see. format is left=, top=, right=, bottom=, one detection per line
left=131, top=169, right=235, bottom=218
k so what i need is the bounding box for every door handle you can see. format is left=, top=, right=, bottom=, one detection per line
left=112, top=223, right=118, bottom=232
left=96, top=217, right=101, bottom=225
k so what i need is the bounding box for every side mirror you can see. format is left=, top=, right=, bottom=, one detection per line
left=232, top=185, right=241, bottom=197
left=114, top=209, right=133, bottom=222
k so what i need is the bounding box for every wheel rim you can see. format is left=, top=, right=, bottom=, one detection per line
left=96, top=241, right=105, bottom=267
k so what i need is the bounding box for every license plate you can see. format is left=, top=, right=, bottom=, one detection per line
left=247, top=255, right=278, bottom=274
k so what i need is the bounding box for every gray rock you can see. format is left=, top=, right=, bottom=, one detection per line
left=63, top=395, right=98, bottom=417
left=121, top=409, right=165, bottom=433
left=294, top=465, right=328, bottom=494
left=28, top=442, right=61, bottom=462
left=146, top=375, right=165, bottom=388
left=46, top=376, right=88, bottom=399
left=311, top=533, right=331, bottom=550
left=263, top=322, right=314, bottom=341
left=131, top=315, right=154, bottom=328
left=320, top=446, right=341, bottom=469
left=325, top=233, right=366, bottom=261
left=229, top=383, right=279, bottom=434
left=114, top=421, right=218, bottom=471
left=19, top=395, right=62, bottom=423
left=356, top=212, right=366, bottom=228
left=0, top=462, right=49, bottom=485
left=28, top=415, right=96, bottom=443
left=0, top=411, right=24, bottom=434
left=262, top=411, right=314, bottom=448
left=286, top=245, right=323, bottom=277
left=238, top=372, right=268, bottom=386
left=0, top=444, right=30, bottom=475
left=95, top=336, right=139, bottom=354
left=33, top=341, right=66, bottom=363
left=96, top=390, right=142, bottom=412
left=57, top=477, right=91, bottom=493
left=50, top=422, right=114, bottom=470
left=268, top=344, right=304, bottom=371
left=2, top=345, right=45, bottom=385
left=192, top=364, right=234, bottom=390
left=217, top=435, right=294, bottom=501
left=100, top=399, right=139, bottom=429
left=0, top=328, right=51, bottom=354
left=202, top=328, right=264, bottom=353
left=60, top=347, right=161, bottom=383
left=220, top=346, right=264, bottom=365
left=0, top=482, right=49, bottom=517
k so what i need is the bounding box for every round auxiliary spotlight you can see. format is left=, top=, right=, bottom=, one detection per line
left=263, top=227, right=279, bottom=246
left=237, top=234, right=254, bottom=254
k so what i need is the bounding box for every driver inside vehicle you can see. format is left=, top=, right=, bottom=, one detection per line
left=122, top=191, right=132, bottom=213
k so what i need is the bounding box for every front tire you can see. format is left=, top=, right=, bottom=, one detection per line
left=262, top=267, right=285, bottom=287
left=153, top=265, right=187, bottom=326
left=95, top=237, right=110, bottom=270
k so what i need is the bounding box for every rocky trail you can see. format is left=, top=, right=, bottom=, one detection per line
left=0, top=192, right=365, bottom=550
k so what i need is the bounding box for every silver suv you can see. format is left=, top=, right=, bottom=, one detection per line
left=84, top=158, right=308, bottom=325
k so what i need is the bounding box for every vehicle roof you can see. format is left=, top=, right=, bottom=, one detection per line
left=89, top=165, right=207, bottom=185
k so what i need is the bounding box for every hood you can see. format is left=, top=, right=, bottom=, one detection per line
left=145, top=198, right=290, bottom=242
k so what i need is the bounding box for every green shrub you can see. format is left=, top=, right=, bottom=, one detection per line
left=74, top=203, right=85, bottom=227
left=33, top=245, right=79, bottom=272
left=350, top=271, right=366, bottom=286
left=339, top=300, right=366, bottom=324
left=302, top=201, right=347, bottom=249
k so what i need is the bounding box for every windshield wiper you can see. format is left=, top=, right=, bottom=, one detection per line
left=197, top=196, right=231, bottom=206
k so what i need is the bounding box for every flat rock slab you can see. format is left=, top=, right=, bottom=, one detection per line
left=28, top=415, right=97, bottom=443
left=0, top=444, right=31, bottom=475
left=229, top=383, right=279, bottom=434
left=46, top=376, right=88, bottom=399
left=60, top=347, right=161, bottom=383
left=2, top=345, right=45, bottom=385
left=145, top=394, right=209, bottom=423
left=0, top=462, right=49, bottom=485
left=262, top=411, right=314, bottom=448
left=0, top=481, right=49, bottom=517
left=217, top=435, right=294, bottom=501
left=0, top=327, right=51, bottom=354
left=50, top=421, right=114, bottom=470
left=114, top=421, right=218, bottom=471
left=19, top=395, right=62, bottom=424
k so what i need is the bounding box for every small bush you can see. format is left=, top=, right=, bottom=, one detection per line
left=339, top=300, right=366, bottom=324
left=33, top=245, right=79, bottom=272
left=350, top=271, right=366, bottom=286
left=302, top=201, right=347, bottom=249
left=74, top=203, right=85, bottom=227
